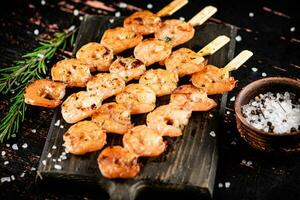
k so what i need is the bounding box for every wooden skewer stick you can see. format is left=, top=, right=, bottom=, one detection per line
left=188, top=6, right=217, bottom=26
left=156, top=0, right=189, bottom=17
left=222, top=50, right=253, bottom=73
left=197, top=35, right=230, bottom=57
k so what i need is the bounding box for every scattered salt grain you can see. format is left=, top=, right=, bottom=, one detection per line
left=79, top=16, right=84, bottom=21
left=41, top=0, right=46, bottom=5
left=1, top=177, right=11, bottom=183
left=68, top=25, right=76, bottom=32
left=226, top=111, right=231, bottom=115
left=109, top=18, right=115, bottom=24
left=209, top=114, right=214, bottom=118
left=47, top=153, right=52, bottom=158
left=61, top=155, right=67, bottom=160
left=52, top=145, right=57, bottom=150
left=147, top=3, right=153, bottom=9
left=54, top=120, right=60, bottom=126
left=11, top=134, right=16, bottom=138
left=249, top=12, right=254, bottom=17
left=31, top=167, right=36, bottom=171
left=20, top=172, right=25, bottom=178
left=241, top=159, right=247, bottom=164
left=115, top=11, right=121, bottom=17
left=42, top=160, right=47, bottom=166
left=12, top=144, right=18, bottom=150
left=54, top=164, right=62, bottom=170
left=52, top=159, right=56, bottom=162
left=179, top=17, right=185, bottom=21
left=225, top=182, right=231, bottom=188
left=235, top=35, right=242, bottom=42
left=290, top=27, right=296, bottom=32
left=119, top=2, right=127, bottom=8
left=62, top=152, right=66, bottom=156
left=31, top=129, right=37, bottom=133
left=246, top=160, right=253, bottom=166
left=218, top=183, right=223, bottom=188
left=251, top=67, right=258, bottom=72
left=60, top=125, right=64, bottom=129
left=230, top=96, right=235, bottom=102
left=22, top=143, right=28, bottom=149
left=57, top=158, right=62, bottom=162
left=34, top=29, right=39, bottom=35
left=11, top=175, right=15, bottom=181
left=6, top=144, right=10, bottom=147
left=230, top=141, right=237, bottom=145
left=1, top=151, right=6, bottom=157
left=262, top=72, right=267, bottom=77
left=73, top=9, right=79, bottom=16
left=4, top=161, right=9, bottom=165
left=209, top=131, right=216, bottom=137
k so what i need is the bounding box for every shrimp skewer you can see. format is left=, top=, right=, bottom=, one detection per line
left=155, top=6, right=217, bottom=47
left=139, top=69, right=178, bottom=96
left=24, top=79, right=66, bottom=108
left=92, top=102, right=132, bottom=135
left=63, top=121, right=106, bottom=155
left=191, top=50, right=253, bottom=95
left=76, top=42, right=114, bottom=72
left=98, top=146, right=140, bottom=179
left=124, top=0, right=188, bottom=35
left=164, top=35, right=230, bottom=77
left=170, top=84, right=217, bottom=111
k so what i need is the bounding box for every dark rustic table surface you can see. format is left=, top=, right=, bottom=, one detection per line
left=0, top=0, right=299, bottom=199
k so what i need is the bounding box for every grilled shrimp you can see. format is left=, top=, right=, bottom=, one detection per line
left=92, top=102, right=132, bottom=135
left=63, top=121, right=106, bottom=155
left=170, top=84, right=217, bottom=111
left=139, top=69, right=178, bottom=96
left=76, top=42, right=113, bottom=72
left=109, top=57, right=146, bottom=82
left=61, top=91, right=102, bottom=124
left=100, top=27, right=143, bottom=54
left=115, top=84, right=156, bottom=114
left=191, top=65, right=237, bottom=95
left=87, top=73, right=125, bottom=99
left=98, top=146, right=140, bottom=179
left=147, top=104, right=192, bottom=137
left=24, top=79, right=66, bottom=108
left=164, top=48, right=207, bottom=77
left=155, top=19, right=194, bottom=47
left=51, top=58, right=91, bottom=87
left=123, top=125, right=166, bottom=157
left=124, top=10, right=161, bottom=35
left=134, top=38, right=172, bottom=66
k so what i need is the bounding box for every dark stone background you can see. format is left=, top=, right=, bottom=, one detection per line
left=0, top=0, right=299, bottom=199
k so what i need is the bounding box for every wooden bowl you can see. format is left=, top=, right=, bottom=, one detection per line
left=234, top=77, right=300, bottom=153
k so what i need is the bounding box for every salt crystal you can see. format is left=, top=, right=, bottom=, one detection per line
left=11, top=175, right=15, bottom=181
left=1, top=177, right=11, bottom=183
left=41, top=0, right=46, bottom=5
left=235, top=35, right=242, bottom=42
left=147, top=3, right=153, bottom=9
left=6, top=144, right=10, bottom=147
left=57, top=158, right=62, bottom=162
left=230, top=96, right=235, bottom=101
left=79, top=16, right=84, bottom=21
left=47, top=153, right=52, bottom=158
left=20, top=172, right=25, bottom=178
left=115, top=11, right=121, bottom=17
left=251, top=67, right=258, bottom=72
left=109, top=18, right=115, bottom=24
left=31, top=167, right=36, bottom=171
left=73, top=9, right=79, bottom=16
left=61, top=155, right=67, bottom=160
left=209, top=131, right=216, bottom=137
left=1, top=151, right=6, bottom=157
left=54, top=164, right=62, bottom=170
left=225, top=182, right=231, bottom=188
left=218, top=183, right=223, bottom=188
left=241, top=159, right=247, bottom=164
left=4, top=161, right=9, bottom=165
left=60, top=125, right=64, bottom=129
left=54, top=120, right=60, bottom=126
left=42, top=160, right=47, bottom=166
left=68, top=25, right=75, bottom=32
left=11, top=134, right=16, bottom=138
left=209, top=114, right=214, bottom=118
left=249, top=12, right=254, bottom=17
left=230, top=141, right=237, bottom=145
left=31, top=129, right=37, bottom=133
left=246, top=160, right=253, bottom=166
left=226, top=111, right=231, bottom=115
left=261, top=72, right=267, bottom=77
left=290, top=27, right=296, bottom=32
left=119, top=2, right=127, bottom=8
left=179, top=17, right=185, bottom=21
left=52, top=159, right=56, bottom=162
left=34, top=29, right=39, bottom=35
left=12, top=144, right=18, bottom=150
left=22, top=143, right=28, bottom=149
left=62, top=152, right=66, bottom=156
left=52, top=145, right=57, bottom=150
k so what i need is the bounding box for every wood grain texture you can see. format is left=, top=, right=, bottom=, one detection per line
left=37, top=15, right=237, bottom=200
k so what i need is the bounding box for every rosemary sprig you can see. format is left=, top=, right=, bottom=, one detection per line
left=0, top=26, right=77, bottom=142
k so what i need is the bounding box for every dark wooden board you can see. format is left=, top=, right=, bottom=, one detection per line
left=37, top=15, right=237, bottom=200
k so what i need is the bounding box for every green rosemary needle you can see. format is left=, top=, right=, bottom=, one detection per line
left=0, top=27, right=77, bottom=142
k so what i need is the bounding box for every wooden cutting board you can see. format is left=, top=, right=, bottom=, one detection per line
left=37, top=15, right=237, bottom=200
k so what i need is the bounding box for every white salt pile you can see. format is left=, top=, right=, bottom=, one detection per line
left=241, top=92, right=300, bottom=134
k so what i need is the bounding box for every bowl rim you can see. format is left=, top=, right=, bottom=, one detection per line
left=234, top=76, right=300, bottom=137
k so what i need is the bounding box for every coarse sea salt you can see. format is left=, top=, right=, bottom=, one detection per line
left=1, top=151, right=6, bottom=157
left=242, top=92, right=300, bottom=134
left=210, top=131, right=216, bottom=137
left=22, top=143, right=28, bottom=149
left=54, top=164, right=62, bottom=170
left=54, top=120, right=60, bottom=126
left=1, top=177, right=11, bottom=183
left=12, top=144, right=18, bottom=150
